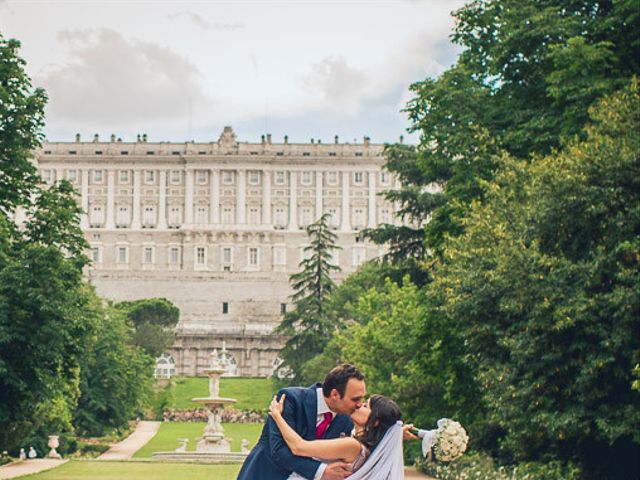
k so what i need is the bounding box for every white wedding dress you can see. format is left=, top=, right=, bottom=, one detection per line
left=287, top=421, right=405, bottom=480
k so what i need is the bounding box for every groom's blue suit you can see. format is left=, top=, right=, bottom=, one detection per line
left=237, top=383, right=354, bottom=480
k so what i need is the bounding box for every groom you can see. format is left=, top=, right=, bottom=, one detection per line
left=237, top=364, right=366, bottom=480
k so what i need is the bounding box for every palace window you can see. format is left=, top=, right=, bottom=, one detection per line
left=66, top=169, right=77, bottom=182
left=301, top=171, right=312, bottom=185
left=222, top=302, right=229, bottom=314
left=195, top=206, right=208, bottom=225
left=380, top=171, right=390, bottom=185
left=300, top=207, right=313, bottom=227
left=248, top=207, right=260, bottom=225
left=281, top=303, right=287, bottom=314
left=93, top=170, right=103, bottom=183
left=116, top=205, right=130, bottom=227
left=169, top=206, right=182, bottom=227
left=274, top=207, right=287, bottom=228
left=222, top=171, right=234, bottom=185
left=154, top=354, right=176, bottom=379
left=379, top=208, right=391, bottom=224
left=326, top=172, right=338, bottom=185
left=90, top=205, right=104, bottom=226
left=274, top=171, right=286, bottom=185
left=145, top=170, right=155, bottom=184
left=170, top=170, right=181, bottom=185
left=353, top=207, right=366, bottom=230
left=353, top=172, right=364, bottom=185
left=143, top=246, right=154, bottom=264
left=169, top=246, right=181, bottom=264
left=195, top=246, right=207, bottom=267
left=119, top=170, right=129, bottom=183
left=91, top=246, right=101, bottom=263
left=143, top=206, right=156, bottom=227
left=248, top=171, right=260, bottom=185
left=196, top=170, right=207, bottom=185
left=221, top=246, right=233, bottom=272
left=327, top=208, right=340, bottom=228
left=222, top=207, right=234, bottom=224
left=248, top=247, right=259, bottom=269
left=117, top=246, right=128, bottom=263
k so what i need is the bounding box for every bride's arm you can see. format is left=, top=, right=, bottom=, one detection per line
left=268, top=394, right=361, bottom=462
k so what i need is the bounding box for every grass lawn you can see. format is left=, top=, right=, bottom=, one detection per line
left=133, top=422, right=263, bottom=458
left=170, top=376, right=274, bottom=411
left=26, top=460, right=242, bottom=480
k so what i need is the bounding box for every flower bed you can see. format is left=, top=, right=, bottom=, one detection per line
left=162, top=408, right=264, bottom=423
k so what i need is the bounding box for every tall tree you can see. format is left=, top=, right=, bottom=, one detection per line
left=436, top=84, right=639, bottom=478
left=0, top=35, right=95, bottom=451
left=115, top=298, right=180, bottom=358
left=275, top=213, right=341, bottom=382
left=366, top=0, right=640, bottom=262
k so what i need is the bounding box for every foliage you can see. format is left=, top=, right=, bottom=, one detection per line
left=74, top=299, right=154, bottom=436
left=114, top=298, right=180, bottom=358
left=434, top=84, right=640, bottom=477
left=276, top=213, right=341, bottom=382
left=420, top=452, right=581, bottom=480
left=0, top=35, right=47, bottom=213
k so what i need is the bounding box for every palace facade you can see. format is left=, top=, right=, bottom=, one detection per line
left=33, top=127, right=399, bottom=377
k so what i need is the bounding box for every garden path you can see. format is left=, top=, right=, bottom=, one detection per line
left=98, top=421, right=161, bottom=460
left=0, top=459, right=68, bottom=479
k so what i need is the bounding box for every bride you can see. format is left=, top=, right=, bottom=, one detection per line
left=269, top=393, right=409, bottom=479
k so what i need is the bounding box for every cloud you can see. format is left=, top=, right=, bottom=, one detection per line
left=302, top=56, right=368, bottom=113
left=35, top=28, right=213, bottom=129
left=167, top=11, right=244, bottom=31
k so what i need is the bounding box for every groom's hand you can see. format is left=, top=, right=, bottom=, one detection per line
left=321, top=461, right=352, bottom=479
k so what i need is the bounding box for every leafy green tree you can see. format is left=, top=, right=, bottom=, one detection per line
left=435, top=84, right=639, bottom=478
left=74, top=299, right=154, bottom=436
left=367, top=0, right=640, bottom=265
left=275, top=213, right=340, bottom=382
left=0, top=36, right=95, bottom=451
left=115, top=298, right=180, bottom=358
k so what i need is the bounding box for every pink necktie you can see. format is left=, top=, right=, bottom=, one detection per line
left=315, top=412, right=332, bottom=439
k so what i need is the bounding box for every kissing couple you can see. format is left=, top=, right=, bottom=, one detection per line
left=237, top=364, right=418, bottom=480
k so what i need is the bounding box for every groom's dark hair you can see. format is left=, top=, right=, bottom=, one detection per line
left=322, top=364, right=364, bottom=398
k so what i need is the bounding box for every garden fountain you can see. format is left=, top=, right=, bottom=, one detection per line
left=152, top=347, right=250, bottom=463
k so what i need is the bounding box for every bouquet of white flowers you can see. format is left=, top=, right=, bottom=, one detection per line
left=412, top=418, right=469, bottom=462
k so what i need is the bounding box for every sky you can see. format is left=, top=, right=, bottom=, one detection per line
left=0, top=0, right=466, bottom=144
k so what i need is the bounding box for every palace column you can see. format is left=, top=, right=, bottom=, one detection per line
left=158, top=170, right=167, bottom=229
left=288, top=171, right=298, bottom=230
left=80, top=169, right=89, bottom=229
left=184, top=169, right=194, bottom=226
left=131, top=170, right=141, bottom=229
left=105, top=170, right=115, bottom=229
left=237, top=169, right=246, bottom=224
left=340, top=171, right=350, bottom=231
left=315, top=171, right=323, bottom=220
left=367, top=171, right=376, bottom=228
left=262, top=170, right=271, bottom=225
left=210, top=169, right=219, bottom=224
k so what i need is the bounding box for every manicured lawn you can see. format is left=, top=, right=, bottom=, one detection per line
left=171, top=376, right=274, bottom=411
left=133, top=422, right=263, bottom=458
left=26, top=460, right=241, bottom=480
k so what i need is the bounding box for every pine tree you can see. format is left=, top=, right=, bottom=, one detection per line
left=275, top=213, right=340, bottom=382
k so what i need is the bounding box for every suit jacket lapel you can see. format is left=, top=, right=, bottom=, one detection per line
left=304, top=383, right=321, bottom=440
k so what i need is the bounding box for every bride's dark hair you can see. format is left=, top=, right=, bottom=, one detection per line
left=355, top=394, right=402, bottom=451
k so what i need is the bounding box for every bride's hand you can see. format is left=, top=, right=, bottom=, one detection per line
left=268, top=393, right=286, bottom=418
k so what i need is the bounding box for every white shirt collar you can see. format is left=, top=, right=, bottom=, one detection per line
left=316, top=387, right=335, bottom=418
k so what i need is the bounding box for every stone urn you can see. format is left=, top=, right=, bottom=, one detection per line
left=47, top=435, right=61, bottom=459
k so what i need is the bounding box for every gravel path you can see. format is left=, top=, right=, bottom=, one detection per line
left=98, top=421, right=161, bottom=460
